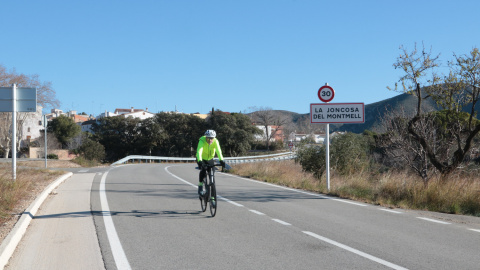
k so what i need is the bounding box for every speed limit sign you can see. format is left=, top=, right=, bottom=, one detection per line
left=318, top=85, right=335, bottom=103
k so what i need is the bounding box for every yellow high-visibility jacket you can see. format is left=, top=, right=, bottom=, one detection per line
left=196, top=136, right=224, bottom=162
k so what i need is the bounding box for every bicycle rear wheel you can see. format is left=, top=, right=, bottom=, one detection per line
left=200, top=186, right=207, bottom=212
left=209, top=183, right=217, bottom=217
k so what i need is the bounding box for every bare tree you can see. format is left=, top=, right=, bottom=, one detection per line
left=375, top=107, right=437, bottom=183
left=249, top=107, right=290, bottom=150
left=390, top=44, right=480, bottom=178
left=0, top=65, right=59, bottom=108
left=0, top=64, right=60, bottom=157
left=36, top=131, right=62, bottom=150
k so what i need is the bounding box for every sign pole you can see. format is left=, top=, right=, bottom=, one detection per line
left=326, top=122, right=330, bottom=191
left=311, top=83, right=365, bottom=193
left=44, top=115, right=47, bottom=168
left=324, top=83, right=331, bottom=192
left=12, top=84, right=17, bottom=181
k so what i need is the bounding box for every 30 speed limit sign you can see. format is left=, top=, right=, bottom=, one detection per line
left=318, top=85, right=335, bottom=103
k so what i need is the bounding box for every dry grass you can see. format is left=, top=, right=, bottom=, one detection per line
left=0, top=161, right=74, bottom=243
left=230, top=160, right=480, bottom=216
left=230, top=160, right=326, bottom=192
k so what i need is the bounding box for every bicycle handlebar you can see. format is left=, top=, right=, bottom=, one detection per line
left=199, top=162, right=231, bottom=171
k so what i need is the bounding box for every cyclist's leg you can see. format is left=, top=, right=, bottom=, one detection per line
left=206, top=166, right=215, bottom=205
left=198, top=168, right=207, bottom=196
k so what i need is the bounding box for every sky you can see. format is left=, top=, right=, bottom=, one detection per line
left=1, top=0, right=479, bottom=116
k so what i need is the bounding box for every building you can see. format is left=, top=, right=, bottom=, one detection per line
left=255, top=125, right=285, bottom=142
left=19, top=105, right=44, bottom=146
left=113, top=107, right=155, bottom=120
left=290, top=132, right=327, bottom=144
left=81, top=119, right=97, bottom=133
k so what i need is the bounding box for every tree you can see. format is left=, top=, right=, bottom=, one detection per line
left=47, top=115, right=81, bottom=149
left=0, top=64, right=60, bottom=156
left=153, top=112, right=206, bottom=157
left=390, top=44, right=480, bottom=178
left=78, top=138, right=105, bottom=161
left=249, top=107, right=289, bottom=150
left=375, top=108, right=433, bottom=182
left=92, top=116, right=145, bottom=162
left=0, top=64, right=59, bottom=108
left=207, top=111, right=262, bottom=156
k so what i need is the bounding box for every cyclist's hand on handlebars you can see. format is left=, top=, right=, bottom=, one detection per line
left=220, top=160, right=225, bottom=168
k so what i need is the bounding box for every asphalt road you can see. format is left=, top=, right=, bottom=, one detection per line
left=89, top=163, right=480, bottom=270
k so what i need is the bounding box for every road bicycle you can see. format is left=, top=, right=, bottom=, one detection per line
left=199, top=162, right=226, bottom=217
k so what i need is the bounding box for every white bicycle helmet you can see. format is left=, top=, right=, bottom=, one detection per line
left=205, top=130, right=216, bottom=138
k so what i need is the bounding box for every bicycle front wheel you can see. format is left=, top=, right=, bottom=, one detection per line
left=209, top=183, right=217, bottom=217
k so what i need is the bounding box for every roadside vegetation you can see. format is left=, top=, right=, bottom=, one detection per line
left=0, top=163, right=64, bottom=226
left=229, top=44, right=479, bottom=217
left=230, top=159, right=480, bottom=216
left=0, top=42, right=478, bottom=230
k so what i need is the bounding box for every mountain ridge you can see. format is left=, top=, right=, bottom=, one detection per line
left=273, top=91, right=479, bottom=134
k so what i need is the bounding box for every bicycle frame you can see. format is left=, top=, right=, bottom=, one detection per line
left=200, top=163, right=223, bottom=217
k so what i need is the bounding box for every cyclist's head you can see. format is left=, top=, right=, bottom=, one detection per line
left=204, top=130, right=216, bottom=138
left=204, top=130, right=216, bottom=145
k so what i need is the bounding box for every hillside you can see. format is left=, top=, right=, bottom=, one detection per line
left=275, top=90, right=480, bottom=134
left=331, top=91, right=438, bottom=133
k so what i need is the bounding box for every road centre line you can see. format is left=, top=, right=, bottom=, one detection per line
left=249, top=210, right=265, bottom=215
left=219, top=196, right=244, bottom=207
left=303, top=231, right=408, bottom=270
left=272, top=219, right=291, bottom=226
left=468, top=228, right=480, bottom=233
left=165, top=166, right=245, bottom=207
left=166, top=166, right=409, bottom=269
left=100, top=170, right=132, bottom=270
left=416, top=217, right=451, bottom=225
left=164, top=166, right=196, bottom=188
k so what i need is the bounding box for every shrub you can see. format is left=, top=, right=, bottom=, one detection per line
left=296, top=144, right=326, bottom=178
left=78, top=139, right=105, bottom=161
left=330, top=132, right=371, bottom=175
left=47, top=154, right=58, bottom=159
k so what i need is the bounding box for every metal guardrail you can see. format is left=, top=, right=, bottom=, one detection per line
left=111, top=152, right=296, bottom=166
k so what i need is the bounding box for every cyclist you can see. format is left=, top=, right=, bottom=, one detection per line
left=196, top=130, right=225, bottom=196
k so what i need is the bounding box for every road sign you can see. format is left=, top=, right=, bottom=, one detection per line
left=317, top=85, right=335, bottom=102
left=0, top=87, right=37, bottom=112
left=310, top=103, right=365, bottom=123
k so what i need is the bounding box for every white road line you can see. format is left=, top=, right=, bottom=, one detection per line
left=380, top=209, right=402, bottom=214
left=78, top=169, right=89, bottom=173
left=249, top=210, right=265, bottom=215
left=100, top=171, right=132, bottom=270
left=165, top=166, right=244, bottom=207
left=164, top=166, right=196, bottom=187
left=303, top=231, right=408, bottom=270
left=416, top=217, right=451, bottom=225
left=272, top=219, right=291, bottom=226
left=227, top=174, right=366, bottom=205
left=332, top=199, right=367, bottom=206
left=468, top=228, right=480, bottom=233
left=219, top=196, right=244, bottom=207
